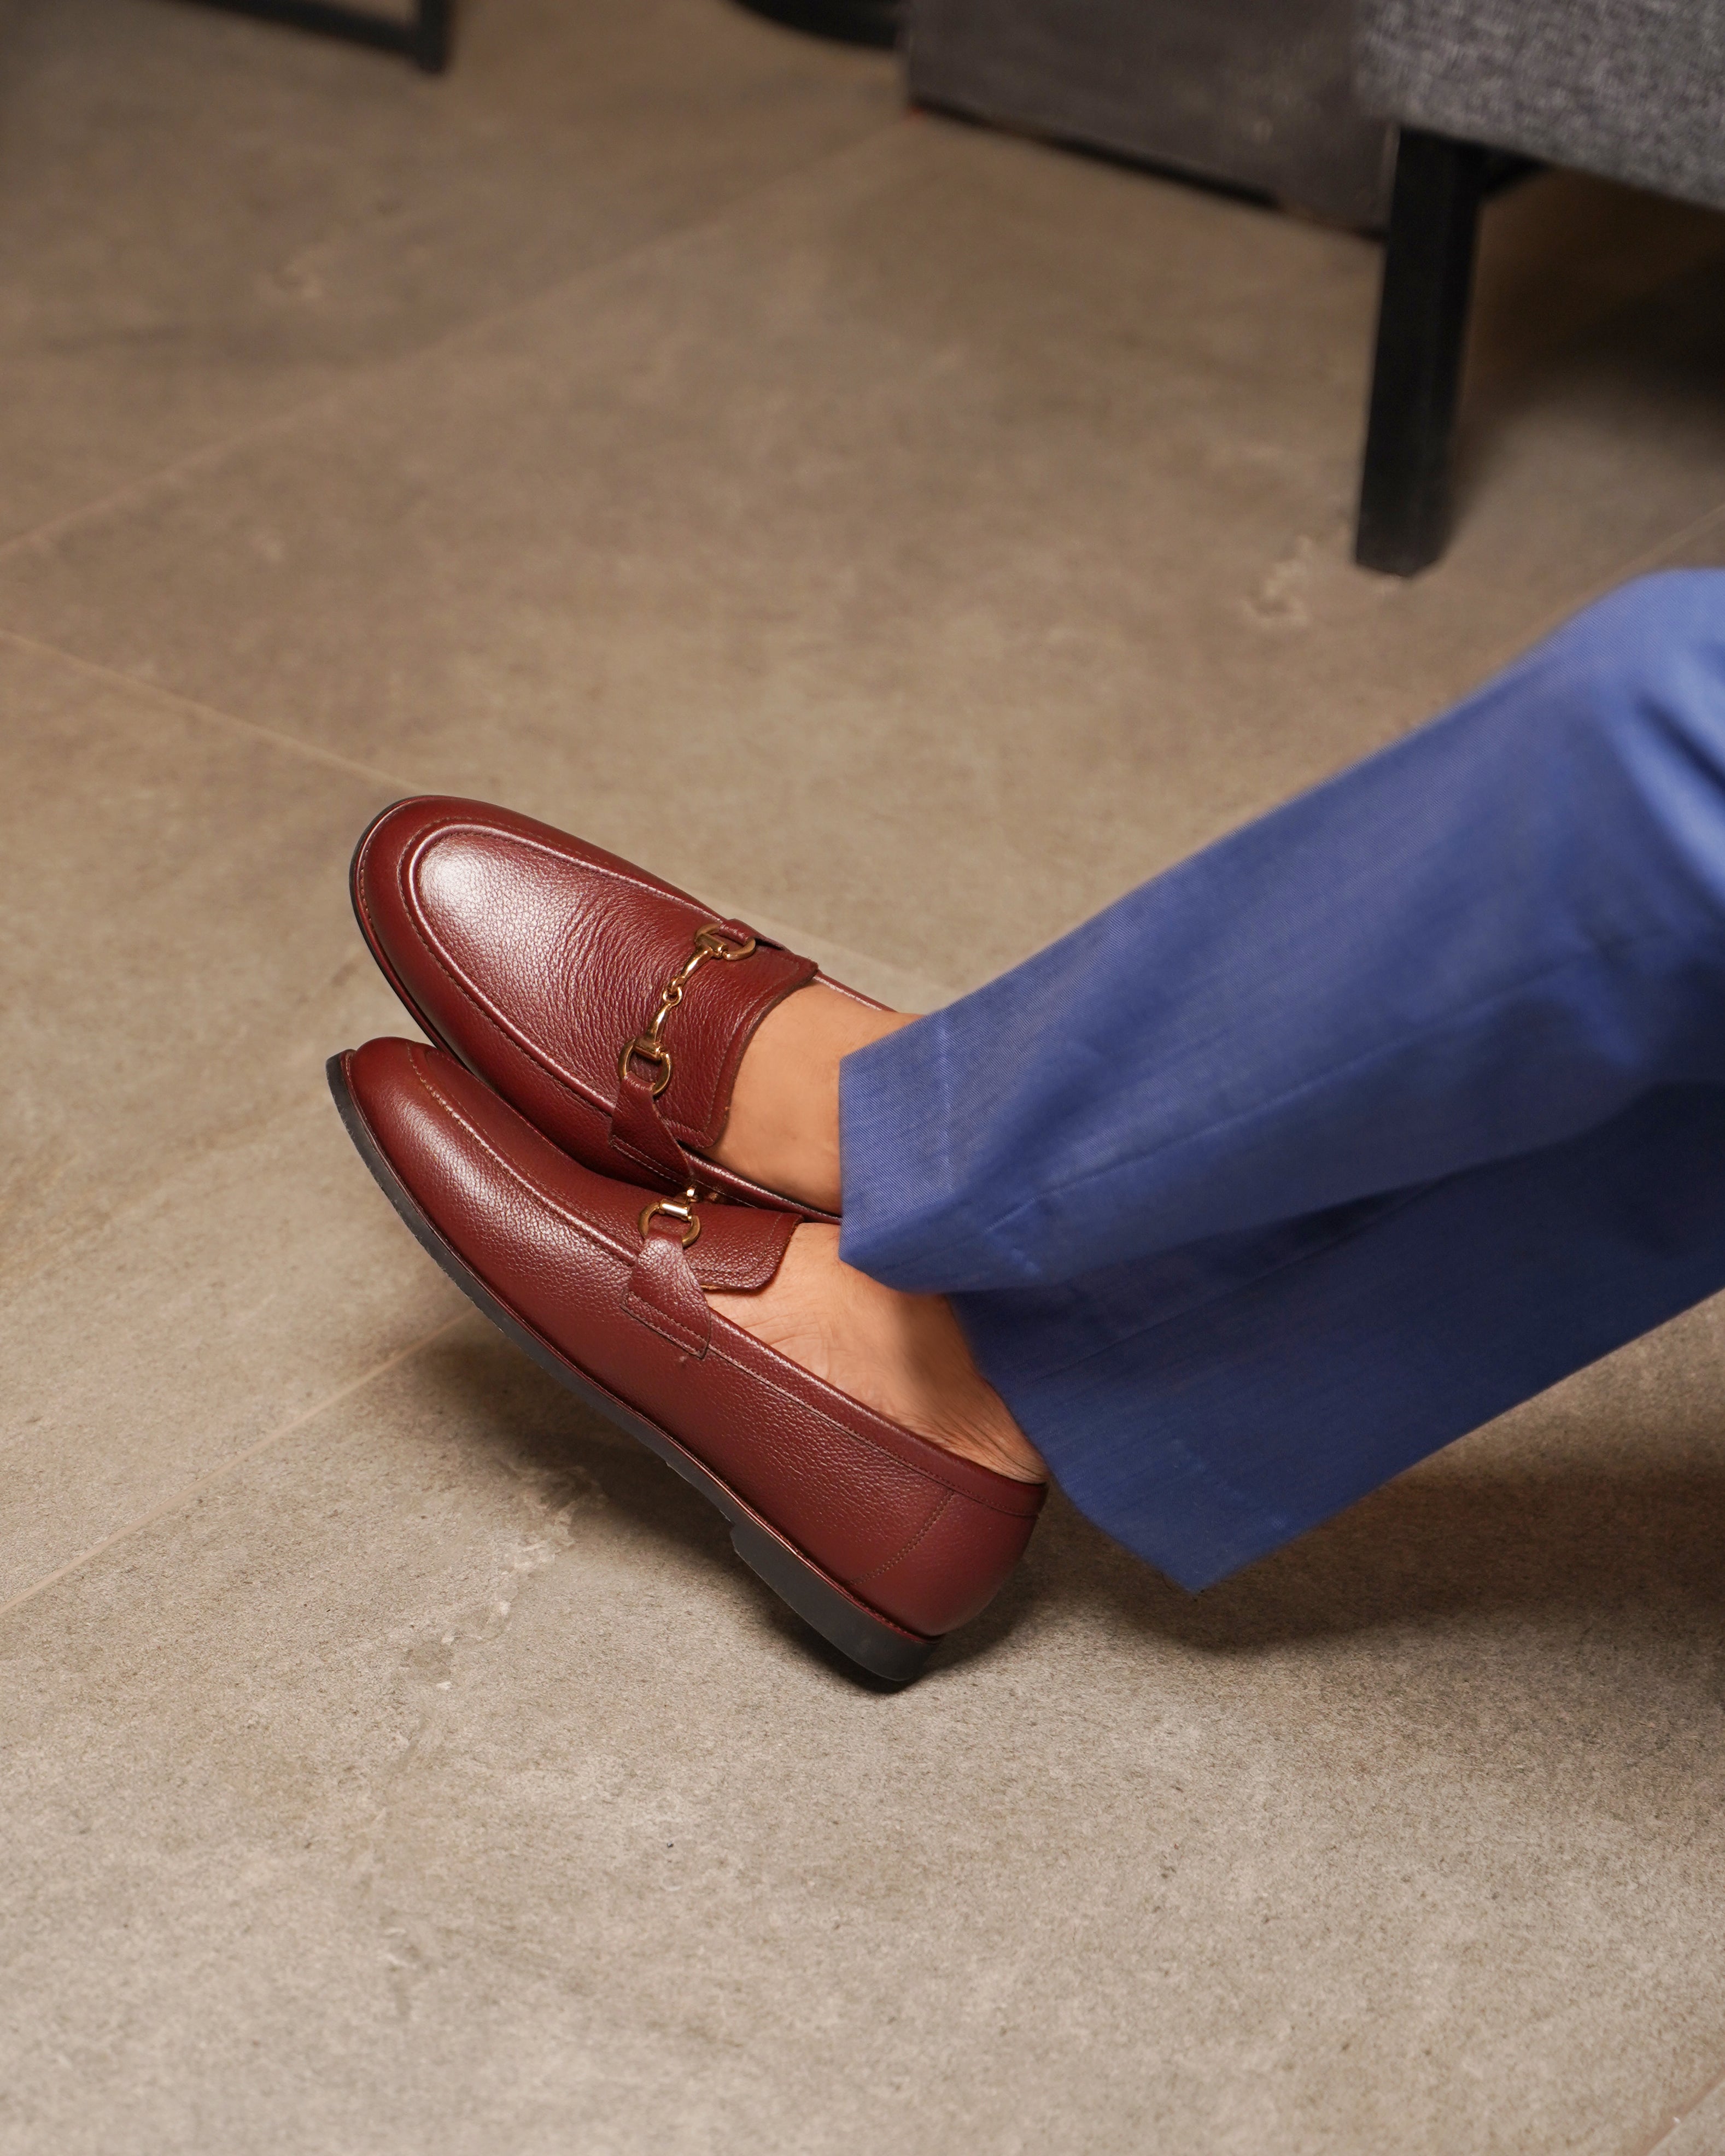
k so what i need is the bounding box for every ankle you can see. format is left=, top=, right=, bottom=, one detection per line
left=710, top=984, right=913, bottom=1212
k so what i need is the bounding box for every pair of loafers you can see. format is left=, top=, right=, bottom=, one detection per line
left=334, top=799, right=1042, bottom=1682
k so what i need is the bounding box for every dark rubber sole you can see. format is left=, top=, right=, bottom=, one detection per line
left=328, top=1053, right=934, bottom=1685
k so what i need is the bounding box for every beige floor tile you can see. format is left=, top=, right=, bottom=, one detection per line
left=1648, top=2076, right=1725, bottom=2156
left=1466, top=172, right=1725, bottom=390
left=10, top=5, right=1725, bottom=2147
left=0, top=1092, right=463, bottom=1604
left=4, top=1295, right=1725, bottom=2154
left=2, top=131, right=1723, bottom=994
left=0, top=635, right=406, bottom=1285
left=0, top=636, right=469, bottom=1597
left=1641, top=501, right=1725, bottom=575
left=0, top=0, right=897, bottom=545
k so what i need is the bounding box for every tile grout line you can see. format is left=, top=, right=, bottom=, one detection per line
left=0, top=114, right=908, bottom=576
left=0, top=1314, right=466, bottom=1627
left=0, top=626, right=421, bottom=794
left=13, top=509, right=1722, bottom=860
left=0, top=639, right=945, bottom=1000
left=7, top=478, right=1721, bottom=826
left=1613, top=494, right=1725, bottom=580
left=0, top=624, right=961, bottom=1000
left=1634, top=2058, right=1725, bottom=2156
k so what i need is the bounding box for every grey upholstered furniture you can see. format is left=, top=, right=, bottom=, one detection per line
left=1353, top=0, right=1725, bottom=573
left=907, top=0, right=1395, bottom=229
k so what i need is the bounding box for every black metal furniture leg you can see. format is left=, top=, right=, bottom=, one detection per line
left=411, top=0, right=451, bottom=72
left=1355, top=128, right=1487, bottom=577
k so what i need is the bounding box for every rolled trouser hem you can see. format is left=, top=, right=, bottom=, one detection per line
left=951, top=1083, right=1725, bottom=1592
left=838, top=1013, right=1001, bottom=1290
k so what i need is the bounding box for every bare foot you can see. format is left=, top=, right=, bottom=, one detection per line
left=702, top=982, right=1039, bottom=1481
left=708, top=1225, right=1046, bottom=1484
left=709, top=983, right=914, bottom=1214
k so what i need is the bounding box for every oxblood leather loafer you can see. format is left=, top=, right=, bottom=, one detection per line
left=352, top=796, right=883, bottom=1221
left=329, top=1038, right=1042, bottom=1683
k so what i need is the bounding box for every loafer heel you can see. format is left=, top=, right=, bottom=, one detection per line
left=727, top=1517, right=933, bottom=1685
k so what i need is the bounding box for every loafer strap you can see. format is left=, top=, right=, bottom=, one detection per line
left=607, top=919, right=817, bottom=1190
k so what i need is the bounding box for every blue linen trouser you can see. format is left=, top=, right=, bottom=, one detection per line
left=838, top=571, right=1725, bottom=1591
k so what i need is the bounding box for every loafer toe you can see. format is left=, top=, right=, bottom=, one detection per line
left=350, top=796, right=881, bottom=1219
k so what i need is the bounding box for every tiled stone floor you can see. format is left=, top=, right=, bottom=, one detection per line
left=3, top=2, right=1725, bottom=2149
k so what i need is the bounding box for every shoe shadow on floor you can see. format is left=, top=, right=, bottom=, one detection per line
left=415, top=1327, right=960, bottom=1691
left=1447, top=179, right=1725, bottom=544
left=1033, top=1458, right=1725, bottom=1663
left=410, top=1329, right=1725, bottom=1692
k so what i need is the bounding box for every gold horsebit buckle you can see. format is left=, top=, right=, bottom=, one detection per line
left=638, top=1186, right=703, bottom=1250
left=618, top=923, right=758, bottom=1102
